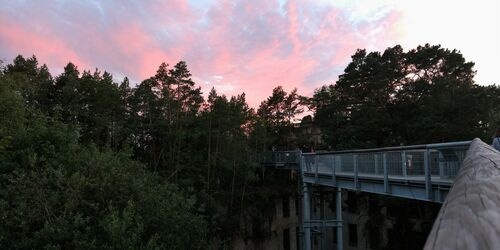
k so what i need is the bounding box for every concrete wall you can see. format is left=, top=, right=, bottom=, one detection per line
left=232, top=195, right=300, bottom=250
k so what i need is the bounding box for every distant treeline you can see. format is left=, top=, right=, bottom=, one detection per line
left=0, top=43, right=498, bottom=249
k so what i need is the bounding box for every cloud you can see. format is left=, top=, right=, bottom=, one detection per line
left=0, top=0, right=405, bottom=107
left=0, top=15, right=87, bottom=73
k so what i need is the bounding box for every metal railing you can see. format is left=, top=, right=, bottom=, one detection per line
left=302, top=141, right=470, bottom=181
left=259, top=150, right=301, bottom=165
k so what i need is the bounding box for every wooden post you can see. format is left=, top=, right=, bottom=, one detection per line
left=424, top=138, right=500, bottom=249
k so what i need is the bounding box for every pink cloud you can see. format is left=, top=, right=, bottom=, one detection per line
left=0, top=17, right=87, bottom=71
left=0, top=0, right=404, bottom=107
left=285, top=0, right=302, bottom=55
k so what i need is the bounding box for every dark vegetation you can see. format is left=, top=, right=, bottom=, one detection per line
left=0, top=44, right=499, bottom=249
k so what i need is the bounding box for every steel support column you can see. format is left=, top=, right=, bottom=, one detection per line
left=320, top=194, right=326, bottom=250
left=336, top=187, right=343, bottom=250
left=303, top=184, right=311, bottom=250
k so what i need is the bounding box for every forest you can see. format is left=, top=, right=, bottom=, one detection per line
left=1, top=44, right=499, bottom=249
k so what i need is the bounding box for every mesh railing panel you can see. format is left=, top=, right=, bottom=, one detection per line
left=260, top=151, right=300, bottom=164
left=429, top=146, right=468, bottom=179
left=339, top=154, right=354, bottom=173
left=357, top=153, right=376, bottom=175
left=386, top=152, right=403, bottom=176
left=298, top=144, right=470, bottom=180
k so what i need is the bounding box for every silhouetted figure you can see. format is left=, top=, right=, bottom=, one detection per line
left=271, top=145, right=277, bottom=162
left=301, top=144, right=311, bottom=153
left=492, top=127, right=500, bottom=151
left=301, top=144, right=314, bottom=172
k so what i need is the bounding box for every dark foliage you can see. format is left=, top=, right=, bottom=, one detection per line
left=1, top=43, right=498, bottom=248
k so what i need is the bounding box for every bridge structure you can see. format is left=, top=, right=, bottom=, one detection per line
left=261, top=140, right=474, bottom=250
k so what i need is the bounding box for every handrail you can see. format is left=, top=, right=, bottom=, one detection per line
left=259, top=140, right=472, bottom=159
left=315, top=140, right=471, bottom=155
left=424, top=138, right=500, bottom=249
left=299, top=140, right=472, bottom=201
left=271, top=150, right=302, bottom=154
left=259, top=150, right=301, bottom=165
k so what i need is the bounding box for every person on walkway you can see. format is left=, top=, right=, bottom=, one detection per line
left=271, top=145, right=277, bottom=162
left=301, top=144, right=314, bottom=172
left=492, top=127, right=500, bottom=151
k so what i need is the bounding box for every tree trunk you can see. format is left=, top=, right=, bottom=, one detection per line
left=230, top=159, right=236, bottom=212
left=207, top=118, right=212, bottom=205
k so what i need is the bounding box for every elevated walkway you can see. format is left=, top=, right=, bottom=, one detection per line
left=262, top=139, right=500, bottom=250
left=264, top=141, right=470, bottom=203
left=261, top=140, right=473, bottom=250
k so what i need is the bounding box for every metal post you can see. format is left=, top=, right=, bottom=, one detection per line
left=383, top=153, right=389, bottom=194
left=374, top=154, right=379, bottom=175
left=402, top=151, right=407, bottom=177
left=300, top=155, right=305, bottom=176
left=424, top=149, right=432, bottom=201
left=315, top=154, right=319, bottom=183
left=303, top=184, right=311, bottom=250
left=339, top=156, right=343, bottom=173
left=296, top=150, right=301, bottom=165
left=336, top=187, right=343, bottom=250
left=439, top=151, right=445, bottom=179
left=353, top=155, right=359, bottom=190
left=331, top=155, right=337, bottom=186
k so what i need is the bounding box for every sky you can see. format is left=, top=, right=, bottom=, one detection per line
left=1, top=0, right=499, bottom=107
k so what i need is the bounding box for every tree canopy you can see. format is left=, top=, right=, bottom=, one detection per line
left=312, top=44, right=499, bottom=149
left=1, top=44, right=498, bottom=248
left=0, top=55, right=296, bottom=249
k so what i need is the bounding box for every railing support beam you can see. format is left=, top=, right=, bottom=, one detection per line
left=331, top=155, right=337, bottom=186
left=383, top=153, right=389, bottom=194
left=424, top=149, right=432, bottom=201
left=315, top=155, right=319, bottom=183
left=402, top=151, right=408, bottom=177
left=353, top=155, right=359, bottom=190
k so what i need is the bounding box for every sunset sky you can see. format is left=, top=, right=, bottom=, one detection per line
left=1, top=0, right=499, bottom=107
